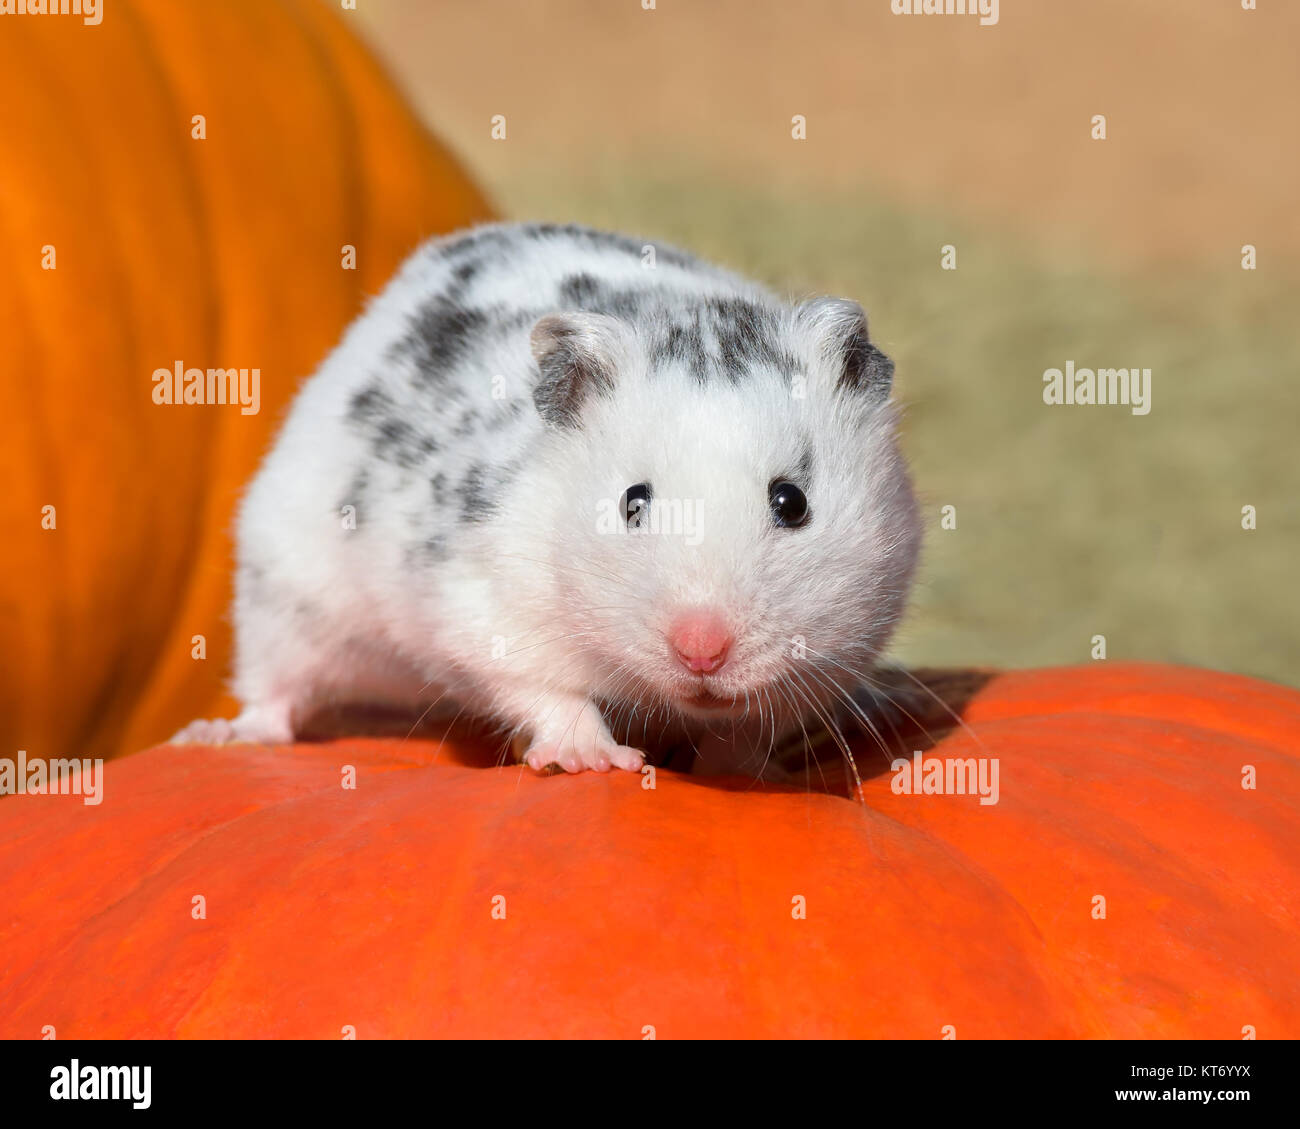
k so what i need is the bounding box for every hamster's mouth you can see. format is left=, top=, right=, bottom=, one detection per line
left=678, top=688, right=736, bottom=712
left=669, top=680, right=769, bottom=720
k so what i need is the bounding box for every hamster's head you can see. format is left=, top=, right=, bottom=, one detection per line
left=526, top=295, right=921, bottom=728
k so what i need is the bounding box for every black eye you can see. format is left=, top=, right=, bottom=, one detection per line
left=768, top=480, right=809, bottom=528
left=623, top=482, right=652, bottom=529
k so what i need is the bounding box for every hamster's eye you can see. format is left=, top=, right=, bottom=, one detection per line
left=623, top=482, right=652, bottom=529
left=768, top=480, right=810, bottom=528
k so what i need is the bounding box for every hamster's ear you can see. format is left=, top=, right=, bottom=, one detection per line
left=530, top=312, right=627, bottom=428
left=797, top=297, right=894, bottom=401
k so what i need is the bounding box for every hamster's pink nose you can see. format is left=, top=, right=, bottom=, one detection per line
left=668, top=611, right=733, bottom=674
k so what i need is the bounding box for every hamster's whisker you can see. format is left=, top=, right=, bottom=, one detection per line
left=779, top=670, right=853, bottom=792
left=802, top=661, right=896, bottom=755
left=773, top=674, right=833, bottom=796
left=799, top=643, right=952, bottom=752
left=765, top=684, right=781, bottom=760
left=761, top=684, right=783, bottom=778
left=801, top=661, right=905, bottom=776
left=401, top=675, right=470, bottom=745
left=786, top=664, right=864, bottom=795
left=860, top=663, right=992, bottom=758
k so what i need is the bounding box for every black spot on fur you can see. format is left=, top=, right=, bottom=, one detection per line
left=349, top=383, right=394, bottom=424
left=558, top=272, right=604, bottom=307
left=457, top=458, right=525, bottom=523
left=492, top=307, right=542, bottom=338
left=459, top=463, right=493, bottom=522
left=419, top=534, right=448, bottom=562
left=602, top=289, right=645, bottom=321
left=348, top=383, right=438, bottom=469
left=657, top=318, right=709, bottom=382
left=395, top=300, right=489, bottom=382
left=402, top=531, right=450, bottom=570
left=555, top=273, right=644, bottom=321
left=708, top=296, right=797, bottom=383
left=443, top=259, right=481, bottom=303
left=437, top=226, right=512, bottom=262
left=379, top=418, right=437, bottom=469
left=452, top=407, right=482, bottom=438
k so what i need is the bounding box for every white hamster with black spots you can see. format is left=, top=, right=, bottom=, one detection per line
left=173, top=222, right=922, bottom=776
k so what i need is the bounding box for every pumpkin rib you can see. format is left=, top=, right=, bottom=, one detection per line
left=19, top=789, right=319, bottom=964
left=964, top=701, right=1300, bottom=756
left=0, top=141, right=71, bottom=738
left=105, top=1, right=252, bottom=755
left=0, top=753, right=362, bottom=1015
left=866, top=707, right=1300, bottom=774
left=864, top=715, right=1299, bottom=884
left=4, top=27, right=163, bottom=762
left=54, top=0, right=227, bottom=761
left=859, top=710, right=1300, bottom=1035
left=852, top=793, right=1060, bottom=966
left=957, top=665, right=1300, bottom=758
left=279, top=0, right=367, bottom=316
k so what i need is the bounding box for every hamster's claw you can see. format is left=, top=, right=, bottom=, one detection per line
left=522, top=740, right=645, bottom=775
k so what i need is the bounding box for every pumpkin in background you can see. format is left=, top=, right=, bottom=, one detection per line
left=0, top=663, right=1295, bottom=1038
left=0, top=0, right=494, bottom=765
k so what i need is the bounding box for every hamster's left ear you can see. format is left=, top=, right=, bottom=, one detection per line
left=797, top=297, right=894, bottom=401
left=530, top=312, right=627, bottom=428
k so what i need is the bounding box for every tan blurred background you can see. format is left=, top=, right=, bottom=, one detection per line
left=355, top=0, right=1300, bottom=685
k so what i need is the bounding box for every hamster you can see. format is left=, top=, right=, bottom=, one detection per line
left=173, top=222, right=922, bottom=776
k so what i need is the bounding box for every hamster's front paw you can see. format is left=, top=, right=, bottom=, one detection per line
left=522, top=738, right=645, bottom=775
left=169, top=703, right=294, bottom=747
left=513, top=696, right=645, bottom=775
left=170, top=718, right=239, bottom=745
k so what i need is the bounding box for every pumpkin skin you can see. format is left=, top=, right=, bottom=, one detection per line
left=0, top=663, right=1295, bottom=1039
left=0, top=0, right=494, bottom=766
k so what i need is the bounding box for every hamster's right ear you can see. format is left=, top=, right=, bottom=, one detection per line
left=530, top=312, right=628, bottom=428
left=797, top=297, right=894, bottom=402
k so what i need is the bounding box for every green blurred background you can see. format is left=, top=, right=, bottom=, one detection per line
left=356, top=0, right=1299, bottom=687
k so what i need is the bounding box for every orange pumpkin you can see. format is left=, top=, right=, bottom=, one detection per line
left=1, top=662, right=1295, bottom=1038
left=0, top=0, right=494, bottom=765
